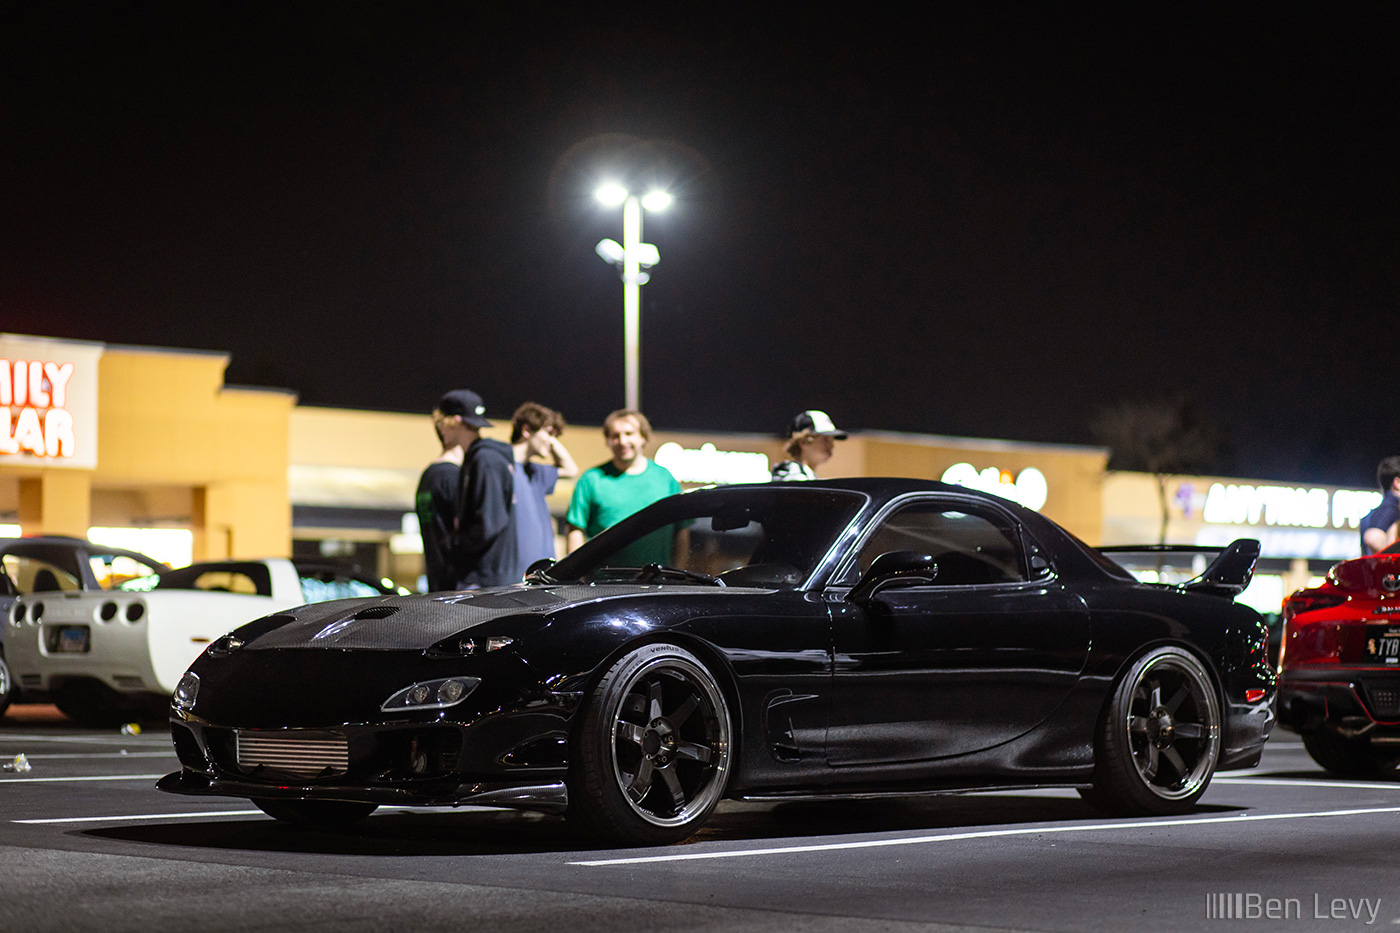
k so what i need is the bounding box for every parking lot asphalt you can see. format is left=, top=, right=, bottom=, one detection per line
left=3, top=704, right=1399, bottom=933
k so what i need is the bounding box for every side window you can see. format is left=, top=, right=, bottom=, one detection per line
left=89, top=554, right=163, bottom=590
left=190, top=571, right=264, bottom=595
left=3, top=555, right=81, bottom=593
left=845, top=501, right=1025, bottom=586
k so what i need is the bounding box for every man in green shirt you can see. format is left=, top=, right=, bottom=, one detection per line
left=565, top=409, right=684, bottom=566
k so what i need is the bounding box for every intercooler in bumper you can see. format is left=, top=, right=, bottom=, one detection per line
left=236, top=730, right=348, bottom=778
left=165, top=715, right=570, bottom=813
left=173, top=722, right=468, bottom=783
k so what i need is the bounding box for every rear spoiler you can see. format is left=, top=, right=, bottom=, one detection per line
left=1098, top=539, right=1261, bottom=598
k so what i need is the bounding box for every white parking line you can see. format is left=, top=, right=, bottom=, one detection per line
left=15, top=752, right=174, bottom=760
left=1215, top=776, right=1400, bottom=791
left=570, top=806, right=1400, bottom=867
left=0, top=774, right=165, bottom=784
left=15, top=810, right=264, bottom=824
left=0, top=733, right=169, bottom=745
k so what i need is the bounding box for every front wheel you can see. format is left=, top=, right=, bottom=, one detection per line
left=1086, top=646, right=1222, bottom=815
left=253, top=798, right=378, bottom=828
left=569, top=643, right=732, bottom=846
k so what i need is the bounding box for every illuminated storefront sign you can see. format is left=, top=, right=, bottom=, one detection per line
left=1200, top=483, right=1381, bottom=530
left=941, top=462, right=1048, bottom=511
left=0, top=335, right=101, bottom=470
left=1, top=360, right=76, bottom=458
left=654, top=442, right=770, bottom=485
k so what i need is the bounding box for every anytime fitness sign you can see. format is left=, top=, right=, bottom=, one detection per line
left=0, top=335, right=101, bottom=470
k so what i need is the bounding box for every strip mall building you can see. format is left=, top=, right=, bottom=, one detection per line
left=2, top=334, right=1381, bottom=614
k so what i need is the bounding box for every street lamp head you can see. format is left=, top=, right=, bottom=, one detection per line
left=595, top=183, right=629, bottom=207
left=595, top=238, right=626, bottom=265
left=641, top=190, right=673, bottom=212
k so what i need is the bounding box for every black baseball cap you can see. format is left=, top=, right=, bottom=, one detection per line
left=786, top=409, right=847, bottom=438
left=438, top=389, right=492, bottom=428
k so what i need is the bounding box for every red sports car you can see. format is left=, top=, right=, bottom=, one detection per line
left=1278, top=542, right=1400, bottom=776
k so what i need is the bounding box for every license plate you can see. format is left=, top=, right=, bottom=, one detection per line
left=51, top=626, right=90, bottom=654
left=1365, top=625, right=1400, bottom=664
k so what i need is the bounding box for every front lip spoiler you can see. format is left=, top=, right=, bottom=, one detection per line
left=155, top=770, right=569, bottom=814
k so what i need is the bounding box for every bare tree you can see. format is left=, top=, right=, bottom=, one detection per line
left=1091, top=396, right=1223, bottom=545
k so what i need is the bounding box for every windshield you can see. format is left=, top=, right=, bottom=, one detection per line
left=547, top=486, right=866, bottom=588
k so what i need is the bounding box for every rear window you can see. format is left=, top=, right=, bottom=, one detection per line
left=2, top=555, right=81, bottom=593
left=122, top=562, right=273, bottom=596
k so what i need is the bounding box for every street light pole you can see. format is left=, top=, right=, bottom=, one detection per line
left=596, top=184, right=669, bottom=413
left=621, top=194, right=642, bottom=412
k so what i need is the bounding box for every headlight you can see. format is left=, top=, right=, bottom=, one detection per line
left=173, top=671, right=200, bottom=710
left=381, top=677, right=480, bottom=712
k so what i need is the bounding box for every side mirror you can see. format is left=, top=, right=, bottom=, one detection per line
left=848, top=550, right=938, bottom=602
left=524, top=558, right=557, bottom=582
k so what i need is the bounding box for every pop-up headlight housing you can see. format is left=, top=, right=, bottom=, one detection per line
left=427, top=632, right=515, bottom=657
left=207, top=613, right=298, bottom=656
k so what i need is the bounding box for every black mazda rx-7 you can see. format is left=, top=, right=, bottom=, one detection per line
left=160, top=478, right=1274, bottom=844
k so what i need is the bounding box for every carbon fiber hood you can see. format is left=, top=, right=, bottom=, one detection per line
left=240, top=584, right=718, bottom=651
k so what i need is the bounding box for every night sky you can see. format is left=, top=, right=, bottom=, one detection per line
left=4, top=3, right=1397, bottom=486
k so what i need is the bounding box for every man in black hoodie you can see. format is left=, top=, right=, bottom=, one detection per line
left=438, top=389, right=518, bottom=588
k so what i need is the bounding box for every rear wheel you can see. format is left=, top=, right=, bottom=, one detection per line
left=569, top=643, right=732, bottom=845
left=253, top=799, right=379, bottom=827
left=1086, top=646, right=1221, bottom=815
left=1301, top=730, right=1380, bottom=778
left=52, top=680, right=142, bottom=727
left=0, top=653, right=13, bottom=716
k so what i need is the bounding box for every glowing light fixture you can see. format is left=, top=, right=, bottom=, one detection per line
left=593, top=183, right=672, bottom=411
left=595, top=183, right=629, bottom=207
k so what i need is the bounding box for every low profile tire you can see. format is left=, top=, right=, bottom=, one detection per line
left=52, top=680, right=138, bottom=728
left=253, top=799, right=379, bottom=828
left=569, top=643, right=733, bottom=846
left=0, top=653, right=13, bottom=717
left=1087, top=646, right=1222, bottom=815
left=1301, top=730, right=1380, bottom=778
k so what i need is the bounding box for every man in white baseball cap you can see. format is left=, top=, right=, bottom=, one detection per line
left=771, top=409, right=848, bottom=481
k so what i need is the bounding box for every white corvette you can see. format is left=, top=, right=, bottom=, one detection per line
left=6, top=558, right=397, bottom=725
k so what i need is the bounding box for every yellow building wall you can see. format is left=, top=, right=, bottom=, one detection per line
left=860, top=436, right=1107, bottom=544
left=1, top=344, right=295, bottom=560
left=290, top=407, right=458, bottom=471
left=96, top=347, right=295, bottom=559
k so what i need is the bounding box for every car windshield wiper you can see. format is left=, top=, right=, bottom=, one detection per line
left=635, top=564, right=726, bottom=587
